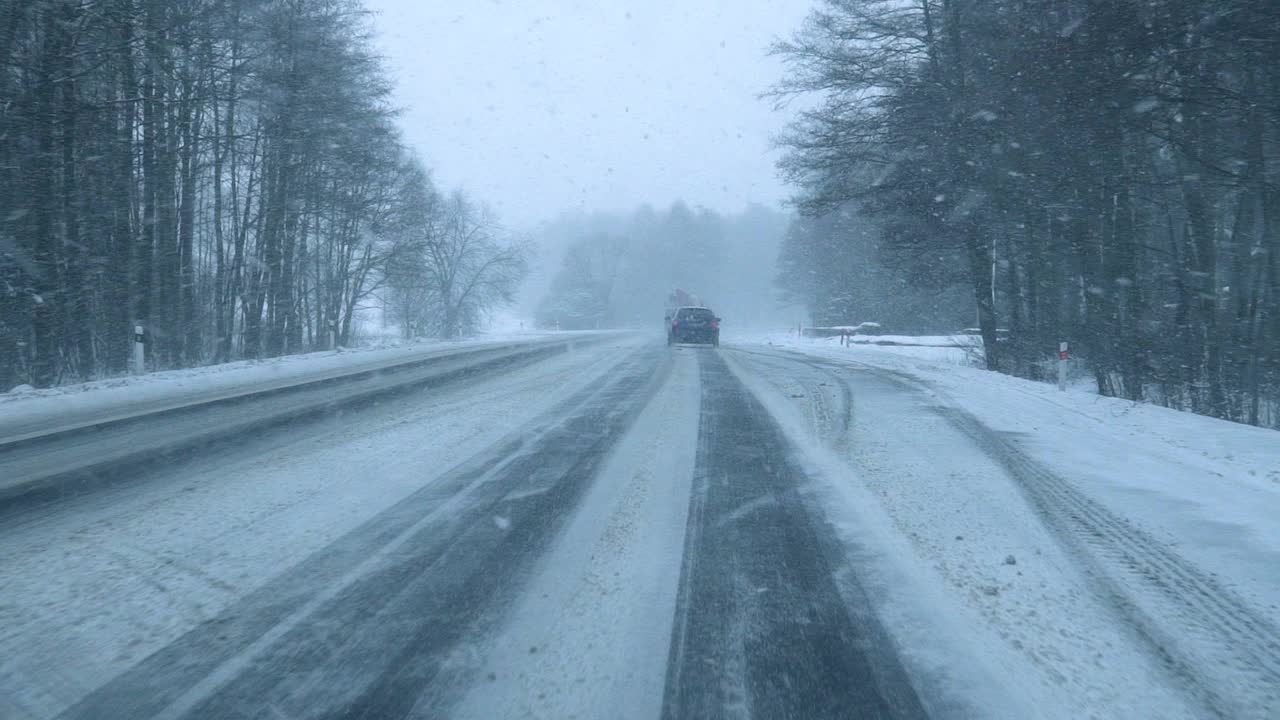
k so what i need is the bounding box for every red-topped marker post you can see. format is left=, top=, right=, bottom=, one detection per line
left=1057, top=341, right=1069, bottom=391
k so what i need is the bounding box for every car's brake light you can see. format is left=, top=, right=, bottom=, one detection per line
left=711, top=319, right=720, bottom=330
left=671, top=319, right=679, bottom=328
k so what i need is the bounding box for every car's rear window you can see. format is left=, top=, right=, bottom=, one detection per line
left=678, top=308, right=715, bottom=320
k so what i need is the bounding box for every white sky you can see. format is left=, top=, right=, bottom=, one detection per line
left=364, top=0, right=812, bottom=228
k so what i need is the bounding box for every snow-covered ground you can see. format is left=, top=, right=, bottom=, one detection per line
left=5, top=331, right=1277, bottom=719
left=842, top=333, right=981, bottom=365
left=452, top=348, right=702, bottom=720
left=789, top=331, right=983, bottom=365
left=0, top=337, right=645, bottom=720
left=732, top=331, right=1280, bottom=718
left=0, top=331, right=573, bottom=442
left=744, top=330, right=1280, bottom=605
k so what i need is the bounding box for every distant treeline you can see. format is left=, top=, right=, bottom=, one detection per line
left=776, top=208, right=976, bottom=335
left=774, top=0, right=1280, bottom=427
left=535, top=202, right=790, bottom=331
left=0, top=0, right=524, bottom=389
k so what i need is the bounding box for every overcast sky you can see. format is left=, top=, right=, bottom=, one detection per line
left=365, top=0, right=812, bottom=229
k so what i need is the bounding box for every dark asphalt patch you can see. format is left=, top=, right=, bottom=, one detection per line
left=59, top=348, right=669, bottom=720
left=661, top=350, right=927, bottom=720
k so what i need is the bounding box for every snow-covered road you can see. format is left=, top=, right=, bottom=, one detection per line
left=2, top=337, right=1276, bottom=719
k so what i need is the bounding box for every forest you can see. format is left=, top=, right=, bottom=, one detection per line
left=0, top=0, right=525, bottom=390
left=773, top=0, right=1280, bottom=427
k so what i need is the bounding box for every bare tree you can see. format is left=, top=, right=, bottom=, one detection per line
left=392, top=190, right=528, bottom=339
left=0, top=0, right=519, bottom=387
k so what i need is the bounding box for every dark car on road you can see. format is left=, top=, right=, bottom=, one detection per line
left=668, top=306, right=720, bottom=347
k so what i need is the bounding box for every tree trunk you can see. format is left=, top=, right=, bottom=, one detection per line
left=58, top=0, right=93, bottom=377
left=177, top=71, right=200, bottom=366
left=964, top=224, right=999, bottom=370
left=29, top=4, right=61, bottom=387
left=104, top=5, right=137, bottom=375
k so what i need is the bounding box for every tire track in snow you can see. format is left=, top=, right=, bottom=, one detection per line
left=724, top=349, right=853, bottom=450
left=0, top=341, right=581, bottom=534
left=933, top=404, right=1280, bottom=719
left=661, top=349, right=925, bottom=720
left=0, top=341, right=594, bottom=523
left=446, top=346, right=701, bottom=720
left=759, top=347, right=1280, bottom=718
left=58, top=348, right=670, bottom=720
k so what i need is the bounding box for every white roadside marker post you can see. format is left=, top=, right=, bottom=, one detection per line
left=1057, top=341, right=1069, bottom=391
left=133, top=324, right=146, bottom=375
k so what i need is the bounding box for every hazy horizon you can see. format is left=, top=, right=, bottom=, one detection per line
left=365, top=0, right=810, bottom=229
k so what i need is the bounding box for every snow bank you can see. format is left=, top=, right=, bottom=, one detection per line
left=729, top=336, right=1280, bottom=716
left=745, top=331, right=1280, bottom=624
left=736, top=329, right=981, bottom=365
left=0, top=331, right=564, bottom=442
